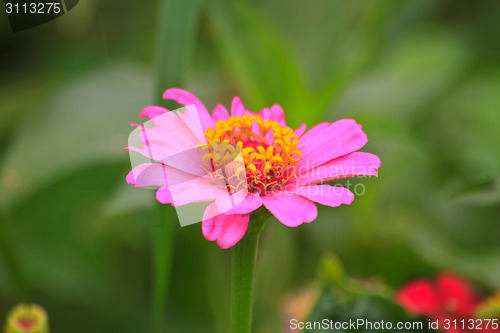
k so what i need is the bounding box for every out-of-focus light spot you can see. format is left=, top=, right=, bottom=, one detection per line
left=1, top=168, right=21, bottom=190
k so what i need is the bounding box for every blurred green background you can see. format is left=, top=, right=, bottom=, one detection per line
left=1, top=0, right=499, bottom=332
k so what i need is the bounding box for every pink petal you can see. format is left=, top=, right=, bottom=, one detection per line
left=289, top=185, right=354, bottom=207
left=211, top=104, right=229, bottom=122
left=259, top=104, right=286, bottom=126
left=168, top=175, right=230, bottom=206
left=126, top=161, right=208, bottom=189
left=231, top=96, right=247, bottom=117
left=126, top=163, right=167, bottom=188
left=251, top=121, right=260, bottom=138
left=160, top=146, right=211, bottom=177
left=216, top=191, right=262, bottom=215
left=139, top=106, right=168, bottom=119
left=261, top=193, right=317, bottom=227
left=175, top=105, right=211, bottom=142
left=128, top=110, right=219, bottom=177
left=294, top=152, right=381, bottom=186
left=202, top=203, right=223, bottom=240
left=297, top=122, right=330, bottom=141
left=126, top=162, right=226, bottom=206
left=297, top=119, right=368, bottom=171
left=202, top=205, right=250, bottom=249
left=294, top=123, right=307, bottom=138
left=126, top=112, right=201, bottom=163
left=155, top=187, right=173, bottom=204
left=144, top=109, right=202, bottom=148
left=163, top=88, right=214, bottom=131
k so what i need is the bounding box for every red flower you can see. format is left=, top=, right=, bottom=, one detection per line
left=396, top=272, right=485, bottom=333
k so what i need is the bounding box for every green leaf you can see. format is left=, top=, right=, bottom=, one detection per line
left=305, top=290, right=432, bottom=333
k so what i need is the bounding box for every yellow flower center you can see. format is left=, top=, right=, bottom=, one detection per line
left=202, top=115, right=302, bottom=195
left=6, top=304, right=48, bottom=333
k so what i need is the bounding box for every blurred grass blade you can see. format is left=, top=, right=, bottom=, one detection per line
left=152, top=204, right=176, bottom=333
left=155, top=0, right=204, bottom=100
left=0, top=209, right=27, bottom=299
left=153, top=0, right=203, bottom=331
left=208, top=0, right=313, bottom=125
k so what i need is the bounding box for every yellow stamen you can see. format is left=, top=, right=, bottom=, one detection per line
left=202, top=115, right=302, bottom=194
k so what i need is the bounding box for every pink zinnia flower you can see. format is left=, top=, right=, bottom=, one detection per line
left=126, top=89, right=380, bottom=249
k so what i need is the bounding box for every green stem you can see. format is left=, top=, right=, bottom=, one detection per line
left=231, top=216, right=266, bottom=333
left=152, top=204, right=176, bottom=333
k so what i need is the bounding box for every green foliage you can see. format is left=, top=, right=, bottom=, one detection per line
left=303, top=256, right=432, bottom=333
left=306, top=292, right=431, bottom=333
